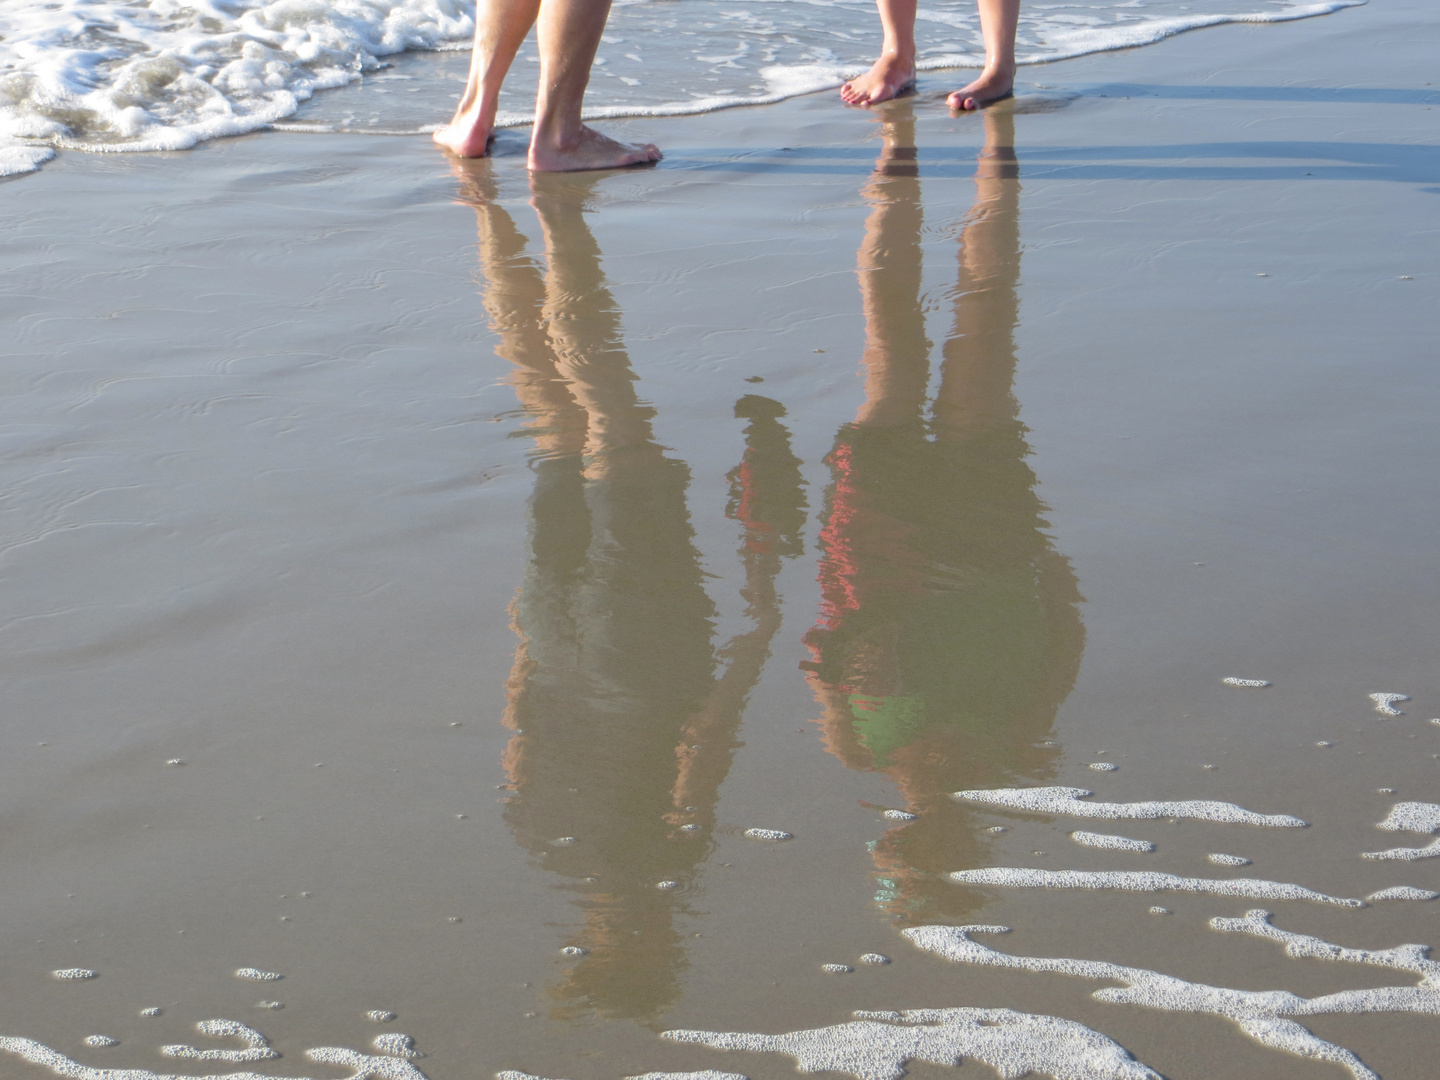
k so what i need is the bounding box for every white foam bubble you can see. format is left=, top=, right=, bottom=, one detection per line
left=1070, top=831, right=1155, bottom=852
left=656, top=880, right=680, bottom=890
left=256, top=1001, right=284, bottom=1010
left=743, top=828, right=793, bottom=841
left=948, top=868, right=1362, bottom=907
left=1376, top=802, right=1440, bottom=834
left=1148, top=906, right=1171, bottom=915
left=82, top=1036, right=117, bottom=1048
left=1361, top=839, right=1440, bottom=861
left=1365, top=886, right=1438, bottom=902
left=663, top=1006, right=1160, bottom=1080
left=560, top=946, right=589, bottom=957
left=1208, top=853, right=1251, bottom=867
left=1369, top=693, right=1409, bottom=716
left=1222, top=678, right=1271, bottom=688
left=953, top=786, right=1307, bottom=827
left=858, top=954, right=891, bottom=965
left=161, top=1020, right=279, bottom=1062
left=234, top=967, right=282, bottom=981
left=882, top=810, right=917, bottom=821
left=140, top=1008, right=162, bottom=1017
left=366, top=1011, right=397, bottom=1022
left=374, top=1034, right=422, bottom=1058
left=1087, top=762, right=1118, bottom=772
left=627, top=1073, right=750, bottom=1080
left=821, top=964, right=854, bottom=974
left=907, top=912, right=1440, bottom=1080
left=51, top=969, right=96, bottom=980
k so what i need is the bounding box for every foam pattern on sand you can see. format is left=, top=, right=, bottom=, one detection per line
left=907, top=911, right=1440, bottom=1080
left=0, top=1037, right=430, bottom=1080
left=1070, top=831, right=1155, bottom=852
left=948, top=867, right=1363, bottom=906
left=743, top=828, right=792, bottom=841
left=1365, top=886, right=1438, bottom=901
left=0, top=0, right=1363, bottom=175
left=662, top=1007, right=1160, bottom=1080
left=161, top=1020, right=278, bottom=1061
left=1207, top=853, right=1251, bottom=866
left=1362, top=838, right=1440, bottom=861
left=1368, top=693, right=1409, bottom=716
left=952, top=786, right=1307, bottom=827
left=234, top=967, right=282, bottom=981
left=1376, top=802, right=1440, bottom=834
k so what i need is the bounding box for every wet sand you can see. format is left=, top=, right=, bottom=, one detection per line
left=2, top=2, right=1438, bottom=1079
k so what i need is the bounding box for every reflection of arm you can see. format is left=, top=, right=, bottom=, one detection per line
left=671, top=398, right=807, bottom=816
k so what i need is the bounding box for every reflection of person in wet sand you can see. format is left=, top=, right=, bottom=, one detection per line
left=842, top=0, right=1018, bottom=110
left=454, top=166, right=805, bottom=1019
left=433, top=0, right=661, bottom=171
left=802, top=106, right=1083, bottom=924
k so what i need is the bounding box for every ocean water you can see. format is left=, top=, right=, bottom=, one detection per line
left=0, top=0, right=1363, bottom=175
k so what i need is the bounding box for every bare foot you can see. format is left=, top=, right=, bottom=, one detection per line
left=528, top=124, right=661, bottom=172
left=840, top=54, right=917, bottom=107
left=433, top=109, right=495, bottom=158
left=946, top=67, right=1015, bottom=111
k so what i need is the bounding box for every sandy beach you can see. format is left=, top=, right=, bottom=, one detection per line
left=2, top=2, right=1438, bottom=1079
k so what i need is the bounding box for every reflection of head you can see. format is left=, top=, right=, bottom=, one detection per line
left=459, top=169, right=803, bottom=1019
left=802, top=106, right=1084, bottom=924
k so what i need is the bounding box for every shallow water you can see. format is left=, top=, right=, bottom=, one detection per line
left=2, top=1, right=1439, bottom=1078
left=0, top=0, right=1363, bottom=174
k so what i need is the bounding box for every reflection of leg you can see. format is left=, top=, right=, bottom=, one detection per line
left=434, top=0, right=540, bottom=158
left=854, top=113, right=930, bottom=429
left=529, top=175, right=656, bottom=469
left=841, top=0, right=918, bottom=107
left=932, top=109, right=1019, bottom=438
left=454, top=162, right=587, bottom=456
left=528, top=0, right=662, bottom=171
left=946, top=0, right=1018, bottom=111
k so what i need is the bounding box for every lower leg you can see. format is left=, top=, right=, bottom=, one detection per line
left=947, top=0, right=1019, bottom=111
left=840, top=0, right=918, bottom=106
left=528, top=0, right=661, bottom=171
left=433, top=0, right=540, bottom=157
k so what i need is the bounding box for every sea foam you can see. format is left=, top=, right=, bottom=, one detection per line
left=952, top=786, right=1307, bottom=827
left=662, top=1007, right=1160, bottom=1080
left=161, top=1020, right=278, bottom=1062
left=948, top=867, right=1363, bottom=906
left=1376, top=802, right=1440, bottom=834
left=906, top=912, right=1440, bottom=1080
left=0, top=1036, right=431, bottom=1080
left=1069, top=831, right=1155, bottom=852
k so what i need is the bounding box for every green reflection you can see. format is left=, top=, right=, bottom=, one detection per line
left=801, top=107, right=1085, bottom=925
left=455, top=167, right=806, bottom=1021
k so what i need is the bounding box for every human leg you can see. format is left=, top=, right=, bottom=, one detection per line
left=433, top=0, right=541, bottom=157
left=946, top=0, right=1018, bottom=111
left=527, top=0, right=661, bottom=171
left=840, top=0, right=918, bottom=106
